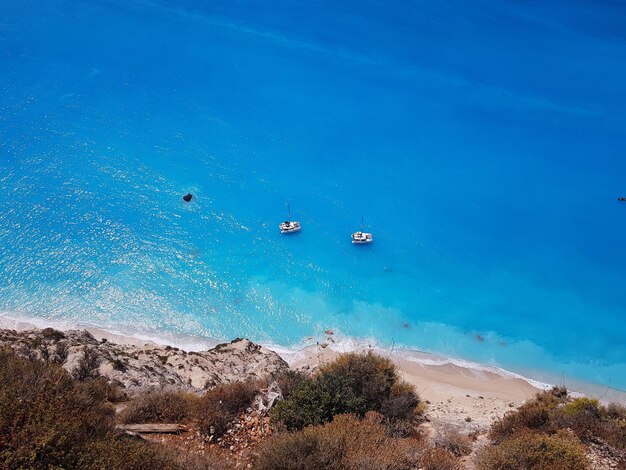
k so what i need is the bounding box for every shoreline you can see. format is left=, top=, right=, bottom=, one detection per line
left=1, top=313, right=624, bottom=414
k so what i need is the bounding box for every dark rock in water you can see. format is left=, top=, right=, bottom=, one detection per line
left=183, top=193, right=193, bottom=202
left=618, top=197, right=626, bottom=202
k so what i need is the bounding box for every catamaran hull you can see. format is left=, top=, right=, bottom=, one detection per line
left=280, top=221, right=301, bottom=234
left=352, top=232, right=373, bottom=244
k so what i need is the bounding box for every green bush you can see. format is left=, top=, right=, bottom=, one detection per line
left=271, top=352, right=421, bottom=430
left=271, top=372, right=366, bottom=430
left=318, top=352, right=399, bottom=408
left=477, top=430, right=589, bottom=470
left=118, top=391, right=198, bottom=424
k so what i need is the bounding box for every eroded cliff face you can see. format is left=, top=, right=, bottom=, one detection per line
left=0, top=328, right=288, bottom=392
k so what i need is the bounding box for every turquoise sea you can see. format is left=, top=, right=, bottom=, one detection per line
left=1, top=0, right=626, bottom=393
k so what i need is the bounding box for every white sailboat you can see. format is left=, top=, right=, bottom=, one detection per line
left=352, top=215, right=373, bottom=244
left=279, top=203, right=301, bottom=234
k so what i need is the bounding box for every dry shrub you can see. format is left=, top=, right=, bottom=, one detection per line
left=555, top=397, right=626, bottom=450
left=71, top=346, right=102, bottom=381
left=436, top=429, right=473, bottom=457
left=0, top=349, right=220, bottom=470
left=419, top=447, right=461, bottom=470
left=80, top=437, right=176, bottom=470
left=256, top=428, right=336, bottom=470
left=52, top=341, right=69, bottom=364
left=487, top=386, right=626, bottom=458
left=118, top=391, right=198, bottom=424
left=41, top=327, right=66, bottom=341
left=0, top=348, right=242, bottom=470
left=554, top=397, right=603, bottom=441
left=273, top=369, right=308, bottom=399
left=105, top=379, right=128, bottom=403
left=384, top=416, right=419, bottom=438
left=489, top=388, right=564, bottom=442
left=489, top=400, right=552, bottom=441
left=601, top=402, right=626, bottom=450
left=561, top=397, right=601, bottom=416
left=477, top=430, right=589, bottom=470
left=605, top=402, right=626, bottom=420
left=256, top=413, right=420, bottom=470
left=0, top=349, right=113, bottom=468
left=81, top=437, right=226, bottom=470
left=196, top=380, right=260, bottom=437
left=323, top=413, right=418, bottom=470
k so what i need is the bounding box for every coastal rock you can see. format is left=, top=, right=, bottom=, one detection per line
left=0, top=328, right=288, bottom=393
left=183, top=193, right=193, bottom=202
left=251, top=381, right=283, bottom=414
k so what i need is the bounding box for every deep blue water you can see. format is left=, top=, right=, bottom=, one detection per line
left=1, top=0, right=626, bottom=391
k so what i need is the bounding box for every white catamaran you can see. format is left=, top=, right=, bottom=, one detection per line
left=351, top=215, right=373, bottom=244
left=279, top=203, right=301, bottom=234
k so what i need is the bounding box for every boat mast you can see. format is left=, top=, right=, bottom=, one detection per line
left=361, top=214, right=364, bottom=231
left=287, top=203, right=291, bottom=222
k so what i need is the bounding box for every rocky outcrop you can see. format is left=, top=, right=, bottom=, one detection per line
left=0, top=328, right=288, bottom=392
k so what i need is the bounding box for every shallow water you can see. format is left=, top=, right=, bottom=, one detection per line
left=1, top=0, right=626, bottom=390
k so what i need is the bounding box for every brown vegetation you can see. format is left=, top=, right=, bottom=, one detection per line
left=197, top=380, right=261, bottom=438
left=272, top=369, right=308, bottom=399
left=477, top=430, right=589, bottom=470
left=0, top=349, right=113, bottom=468
left=256, top=413, right=424, bottom=470
left=435, top=429, right=473, bottom=457
left=490, top=387, right=626, bottom=450
left=481, top=386, right=626, bottom=469
left=71, top=345, right=102, bottom=381
left=117, top=391, right=198, bottom=424
left=0, top=349, right=223, bottom=469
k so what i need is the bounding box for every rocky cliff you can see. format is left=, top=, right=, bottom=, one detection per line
left=0, top=327, right=288, bottom=392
